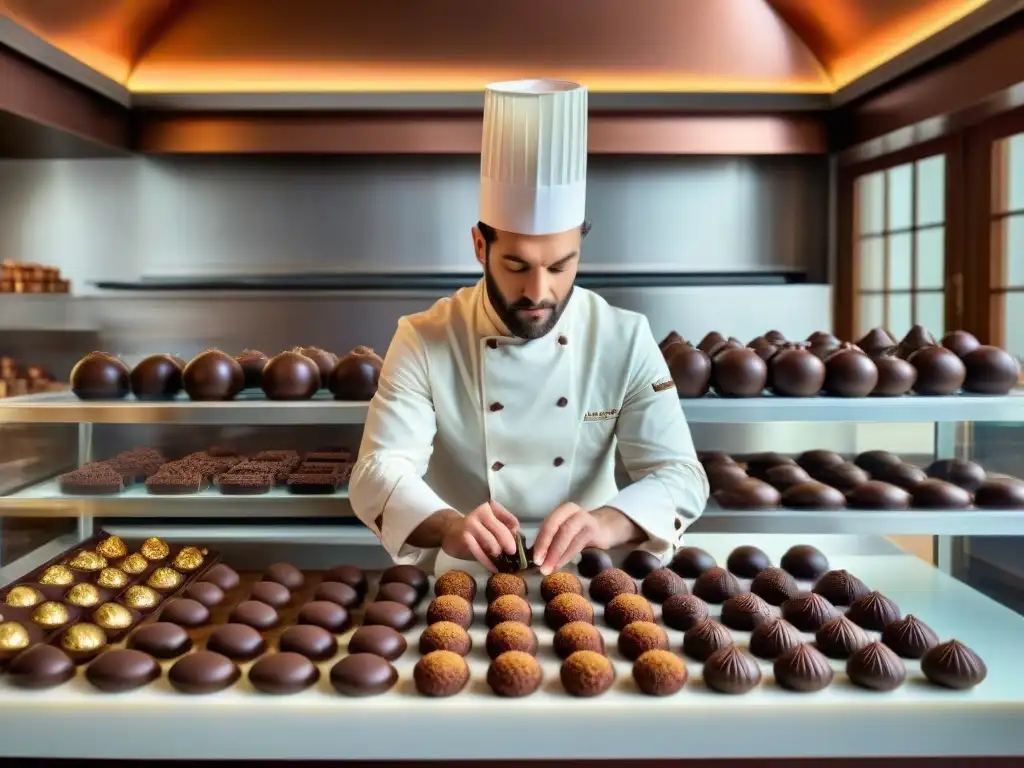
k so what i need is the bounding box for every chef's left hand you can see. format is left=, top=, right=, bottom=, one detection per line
left=532, top=503, right=609, bottom=575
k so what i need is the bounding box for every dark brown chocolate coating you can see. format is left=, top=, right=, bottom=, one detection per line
left=846, top=591, right=901, bottom=631
left=909, top=346, right=966, bottom=395
left=364, top=600, right=416, bottom=631
left=330, top=653, right=398, bottom=696
left=713, top=479, right=781, bottom=510
left=71, top=352, right=131, bottom=400
left=720, top=593, right=773, bottom=631
left=659, top=330, right=684, bottom=352
left=669, top=547, right=716, bottom=578
left=184, top=581, right=225, bottom=608
left=249, top=652, right=320, bottom=694
left=814, top=462, right=870, bottom=492
left=203, top=564, right=240, bottom=592
left=974, top=478, right=1024, bottom=509
left=380, top=564, right=429, bottom=598
left=697, top=331, right=727, bottom=353
left=577, top=549, right=614, bottom=578
left=298, top=601, right=351, bottom=633
left=781, top=593, right=839, bottom=632
left=662, top=594, right=710, bottom=631
left=236, top=349, right=269, bottom=389
left=160, top=598, right=211, bottom=628
left=857, top=327, right=897, bottom=357
left=749, top=617, right=802, bottom=659
left=622, top=550, right=662, bottom=578
left=781, top=481, right=846, bottom=510
left=261, top=351, right=321, bottom=401
left=764, top=464, right=811, bottom=491
left=854, top=450, right=902, bottom=475
left=711, top=348, right=768, bottom=397
left=326, top=564, right=367, bottom=598
left=228, top=600, right=279, bottom=630
left=702, top=645, right=762, bottom=694
left=130, top=354, right=183, bottom=400
left=871, top=353, right=917, bottom=396
left=641, top=568, right=688, bottom=603
left=86, top=649, right=160, bottom=692
left=206, top=624, right=267, bottom=661
left=314, top=581, right=360, bottom=608
left=744, top=451, right=797, bottom=481
left=773, top=643, right=834, bottom=692
left=796, top=449, right=846, bottom=474
left=941, top=330, right=980, bottom=358
left=263, top=562, right=304, bottom=589
left=7, top=645, right=76, bottom=689
left=846, top=642, right=907, bottom=691
left=882, top=615, right=939, bottom=658
left=182, top=349, right=244, bottom=401
left=168, top=650, right=240, bottom=694
left=725, top=545, right=771, bottom=578
left=750, top=567, right=799, bottom=605
left=897, top=324, right=937, bottom=359
left=846, top=481, right=911, bottom=510
left=925, top=459, right=986, bottom=492
left=823, top=347, right=878, bottom=397
left=296, top=347, right=338, bottom=387
left=706, top=462, right=750, bottom=492
left=769, top=347, right=826, bottom=397
left=278, top=625, right=339, bottom=661
left=128, top=622, right=193, bottom=659
left=815, top=615, right=870, bottom=659
left=812, top=569, right=870, bottom=606
left=249, top=580, right=291, bottom=609
left=873, top=462, right=927, bottom=490
left=692, top=566, right=743, bottom=604
left=921, top=640, right=988, bottom=690
left=375, top=581, right=420, bottom=607
left=699, top=450, right=736, bottom=467
left=683, top=619, right=733, bottom=661
left=666, top=344, right=712, bottom=398
left=588, top=568, right=637, bottom=604
left=911, top=479, right=973, bottom=510
left=780, top=544, right=830, bottom=580
left=330, top=346, right=383, bottom=400
left=807, top=331, right=840, bottom=347
left=961, top=345, right=1020, bottom=394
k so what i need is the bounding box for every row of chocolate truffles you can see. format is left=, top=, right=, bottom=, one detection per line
left=701, top=449, right=1024, bottom=510
left=660, top=325, right=1019, bottom=398
left=69, top=346, right=383, bottom=401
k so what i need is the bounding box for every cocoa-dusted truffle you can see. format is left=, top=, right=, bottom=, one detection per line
left=560, top=650, right=615, bottom=697
left=921, top=639, right=987, bottom=690
left=488, top=650, right=543, bottom=697
left=426, top=595, right=473, bottom=629
left=577, top=549, right=613, bottom=578
left=70, top=352, right=131, bottom=400
left=720, top=593, right=773, bottom=631
left=418, top=621, right=471, bottom=656
left=750, top=567, right=799, bottom=605
left=713, top=479, right=781, bottom=510
left=485, top=573, right=528, bottom=602
left=847, top=481, right=912, bottom=510
left=692, top=566, right=743, bottom=604
left=618, top=621, right=669, bottom=661
left=486, top=621, right=538, bottom=659
left=329, top=346, right=383, bottom=401
left=540, top=572, right=582, bottom=602
left=925, top=459, right=987, bottom=492
left=882, top=615, right=939, bottom=659
left=726, top=545, right=771, bottom=578
left=633, top=649, right=688, bottom=696
left=622, top=550, right=662, bottom=578
left=182, top=349, right=244, bottom=401
left=702, top=645, right=761, bottom=694
left=641, top=568, right=688, bottom=603
left=814, top=615, right=870, bottom=659
left=813, top=569, right=870, bottom=606
left=130, top=354, right=183, bottom=400
left=847, top=641, right=906, bottom=692
left=781, top=593, right=839, bottom=632
left=554, top=621, right=606, bottom=659
left=588, top=568, right=637, bottom=604
left=773, top=643, right=834, bottom=692
left=961, top=345, right=1020, bottom=394
left=683, top=618, right=733, bottom=661
left=669, top=547, right=717, bottom=578
left=780, top=544, right=830, bottom=580
left=485, top=595, right=531, bottom=628
left=434, top=570, right=477, bottom=603
left=544, top=593, right=594, bottom=630
left=782, top=481, right=846, bottom=510
left=845, top=591, right=901, bottom=631
left=662, top=594, right=710, bottom=631
left=911, top=479, right=972, bottom=510
left=749, top=618, right=802, bottom=659
left=235, top=349, right=268, bottom=389
left=605, top=594, right=655, bottom=631
left=414, top=650, right=470, bottom=697
left=380, top=564, right=429, bottom=599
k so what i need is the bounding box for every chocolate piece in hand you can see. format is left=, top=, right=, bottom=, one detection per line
left=490, top=532, right=531, bottom=573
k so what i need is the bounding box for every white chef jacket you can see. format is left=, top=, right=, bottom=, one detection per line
left=349, top=279, right=709, bottom=569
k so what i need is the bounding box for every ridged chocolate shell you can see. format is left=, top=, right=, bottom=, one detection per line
left=920, top=639, right=988, bottom=690
left=720, top=594, right=773, bottom=631
left=682, top=619, right=733, bottom=662
left=748, top=618, right=802, bottom=660
left=845, top=591, right=901, bottom=631
left=781, top=593, right=839, bottom=632
left=691, top=567, right=743, bottom=604
left=814, top=615, right=870, bottom=659
left=668, top=547, right=716, bottom=578
left=773, top=643, right=834, bottom=692
left=750, top=567, right=799, bottom=606
left=881, top=615, right=939, bottom=659
left=701, top=645, right=762, bottom=694
left=846, top=641, right=907, bottom=692
left=812, top=569, right=870, bottom=606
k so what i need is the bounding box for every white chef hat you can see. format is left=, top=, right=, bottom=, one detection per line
left=479, top=79, right=588, bottom=236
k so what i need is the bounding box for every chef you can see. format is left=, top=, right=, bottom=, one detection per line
left=350, top=78, right=708, bottom=575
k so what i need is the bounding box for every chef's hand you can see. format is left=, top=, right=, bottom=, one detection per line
left=440, top=500, right=520, bottom=573
left=533, top=505, right=645, bottom=575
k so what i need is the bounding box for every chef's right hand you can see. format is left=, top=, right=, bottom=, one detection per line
left=441, top=500, right=520, bottom=572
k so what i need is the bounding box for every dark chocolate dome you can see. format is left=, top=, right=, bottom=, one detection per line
left=330, top=346, right=383, bottom=401
left=129, top=354, right=183, bottom=401
left=961, top=346, right=1020, bottom=395
left=769, top=347, right=826, bottom=397
left=824, top=346, right=878, bottom=397
left=941, top=330, right=980, bottom=358
left=235, top=350, right=269, bottom=389
left=261, top=351, right=321, bottom=401
left=871, top=352, right=916, bottom=396
left=183, top=349, right=244, bottom=401
left=71, top=352, right=131, bottom=400
left=897, top=324, right=937, bottom=360
left=296, top=347, right=338, bottom=388
left=666, top=343, right=712, bottom=398
left=711, top=348, right=767, bottom=398
left=909, top=346, right=966, bottom=396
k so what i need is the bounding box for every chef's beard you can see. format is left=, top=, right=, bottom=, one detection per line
left=484, top=261, right=573, bottom=340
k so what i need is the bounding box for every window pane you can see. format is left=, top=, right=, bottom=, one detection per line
left=916, top=227, right=945, bottom=289
left=859, top=294, right=884, bottom=336
left=888, top=232, right=912, bottom=290
left=915, top=291, right=945, bottom=336
left=888, top=293, right=912, bottom=339
left=1000, top=214, right=1024, bottom=288
left=1002, top=292, right=1024, bottom=361
left=858, top=236, right=884, bottom=290
left=1008, top=133, right=1024, bottom=214
left=857, top=172, right=885, bottom=235
left=887, top=163, right=913, bottom=231
left=915, top=155, right=945, bottom=226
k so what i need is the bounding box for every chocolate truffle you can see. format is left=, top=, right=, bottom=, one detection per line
left=426, top=594, right=474, bottom=629
left=824, top=347, right=878, bottom=397
left=182, top=349, right=244, bottom=401
left=898, top=324, right=937, bottom=359
left=618, top=621, right=669, bottom=661
left=130, top=354, right=182, bottom=400
left=669, top=547, right=716, bottom=578
left=298, top=601, right=351, bottom=633
left=71, top=352, right=131, bottom=400
left=633, top=649, right=688, bottom=696
left=128, top=622, right=192, bottom=659
left=641, top=568, right=688, bottom=603
left=622, top=549, right=662, bottom=578
left=769, top=346, right=826, bottom=397
left=330, top=653, right=399, bottom=696
left=856, top=327, right=897, bottom=356
left=347, top=625, right=406, bottom=660
left=5, top=585, right=42, bottom=607
left=846, top=591, right=901, bottom=631
left=796, top=449, right=845, bottom=474
left=364, top=600, right=415, bottom=632
left=206, top=624, right=266, bottom=661
left=921, top=639, right=988, bottom=690
left=773, top=643, right=834, bottom=692
left=782, top=481, right=846, bottom=510
left=961, top=345, right=1020, bottom=394
left=713, top=479, right=781, bottom=510
left=764, top=464, right=812, bottom=491
left=749, top=618, right=802, bottom=659
left=662, top=594, right=710, bottom=631
left=326, top=564, right=368, bottom=598
left=912, top=479, right=972, bottom=510
left=909, top=346, right=966, bottom=395
left=544, top=593, right=595, bottom=630
left=707, top=463, right=751, bottom=492
left=185, top=581, right=225, bottom=608
left=744, top=452, right=796, bottom=480
left=236, top=349, right=268, bottom=389
left=925, top=459, right=987, bottom=492
left=781, top=593, right=839, bottom=632
left=309, top=582, right=357, bottom=611
left=229, top=600, right=279, bottom=630
left=577, top=548, right=614, bottom=578
left=263, top=562, right=304, bottom=590
left=698, top=331, right=728, bottom=353
left=692, top=566, right=743, bottom=604
left=249, top=581, right=291, bottom=609
left=726, top=545, right=771, bottom=578
left=813, top=569, right=870, bottom=606
left=86, top=649, right=160, bottom=693
left=814, top=615, right=871, bottom=659
left=329, top=346, right=383, bottom=401
left=158, top=598, right=210, bottom=628
left=261, top=351, right=320, bottom=400
left=380, top=564, right=429, bottom=599
left=720, top=593, right=773, bottom=631
left=561, top=650, right=615, bottom=697
left=975, top=478, right=1024, bottom=509
left=872, top=353, right=917, bottom=395
left=7, top=645, right=76, bottom=689
left=605, top=594, right=655, bottom=630
left=874, top=462, right=927, bottom=490
left=780, top=544, right=830, bottom=580
left=846, top=642, right=906, bottom=692
left=296, top=346, right=337, bottom=385
left=666, top=342, right=712, bottom=397
left=554, top=621, right=606, bottom=659
left=278, top=625, right=338, bottom=661
left=418, top=621, right=472, bottom=656
left=815, top=462, right=870, bottom=492
left=712, top=347, right=768, bottom=397
left=168, top=650, right=241, bottom=694
left=846, top=480, right=912, bottom=510
left=249, top=652, right=319, bottom=695
left=588, top=568, right=637, bottom=604
left=204, top=564, right=240, bottom=592
left=854, top=449, right=902, bottom=475
left=486, top=573, right=528, bottom=602
left=414, top=649, right=470, bottom=697
left=485, top=595, right=531, bottom=628
left=488, top=650, right=543, bottom=697
left=434, top=570, right=477, bottom=602
left=702, top=645, right=762, bottom=694
left=751, top=567, right=800, bottom=606
left=882, top=615, right=939, bottom=659
left=541, top=572, right=583, bottom=602
left=683, top=619, right=733, bottom=661
left=375, top=582, right=420, bottom=607
left=486, top=621, right=538, bottom=659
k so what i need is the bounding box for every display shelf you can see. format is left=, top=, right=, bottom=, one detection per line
left=2, top=390, right=1024, bottom=425
left=0, top=296, right=95, bottom=332
left=0, top=546, right=1021, bottom=760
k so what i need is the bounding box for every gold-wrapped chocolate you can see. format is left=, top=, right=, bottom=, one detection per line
left=147, top=567, right=183, bottom=591
left=96, top=567, right=129, bottom=590
left=140, top=537, right=169, bottom=561
left=38, top=565, right=74, bottom=585
left=31, top=601, right=70, bottom=627
left=96, top=535, right=128, bottom=559
left=67, top=550, right=107, bottom=572
left=119, top=553, right=149, bottom=574
left=5, top=585, right=42, bottom=607
left=65, top=583, right=101, bottom=607
left=0, top=621, right=30, bottom=651
left=172, top=546, right=204, bottom=572
left=122, top=585, right=160, bottom=610
left=92, top=602, right=133, bottom=630
left=61, top=622, right=106, bottom=653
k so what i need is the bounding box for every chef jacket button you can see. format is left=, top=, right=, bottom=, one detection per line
left=491, top=461, right=504, bottom=472
left=489, top=402, right=504, bottom=412
left=487, top=339, right=498, bottom=349
left=556, top=397, right=568, bottom=407
left=553, top=457, right=565, bottom=467
left=558, top=335, right=568, bottom=346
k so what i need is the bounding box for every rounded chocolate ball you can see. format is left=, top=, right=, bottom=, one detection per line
left=725, top=545, right=771, bottom=578
left=278, top=624, right=338, bottom=661
left=665, top=341, right=712, bottom=395
left=699, top=450, right=736, bottom=467
left=641, top=568, right=688, bottom=603
left=263, top=562, right=304, bottom=590
left=925, top=459, right=986, bottom=492
left=712, top=348, right=768, bottom=397
left=561, top=650, right=615, bottom=697
left=692, top=566, right=743, bottom=604
left=707, top=463, right=751, bottom=492
left=781, top=593, right=839, bottom=632
left=427, top=595, right=473, bottom=629
left=588, top=568, right=637, bottom=604
left=554, top=621, right=606, bottom=659
left=874, top=462, right=928, bottom=490
left=160, top=598, right=210, bottom=628
left=941, top=330, right=981, bottom=357
left=662, top=594, right=710, bottom=631
left=857, top=327, right=897, bottom=356
left=486, top=573, right=528, bottom=602
left=330, top=653, right=398, bottom=696
left=683, top=619, right=733, bottom=661
left=488, top=650, right=543, bottom=697
left=698, top=331, right=727, bottom=353
left=769, top=347, right=826, bottom=397
left=814, top=462, right=870, bottom=492
left=713, top=479, right=781, bottom=510
left=235, top=349, right=269, bottom=389
left=605, top=594, right=654, bottom=631
left=774, top=643, right=834, bottom=692
left=669, top=547, right=716, bottom=578
left=434, top=570, right=477, bottom=602
left=921, top=639, right=987, bottom=690
left=632, top=649, right=688, bottom=696
left=764, top=464, right=811, bottom=491
left=7, top=645, right=76, bottom=689
left=744, top=452, right=796, bottom=480
left=206, top=624, right=266, bottom=661
left=364, top=600, right=416, bottom=632
left=749, top=617, right=802, bottom=660
left=249, top=581, right=291, bottom=609
left=485, top=595, right=531, bottom=628
left=486, top=621, right=538, bottom=659
left=854, top=450, right=902, bottom=475
left=577, top=549, right=613, bottom=578
left=249, top=652, right=319, bottom=695
left=229, top=600, right=279, bottom=631
left=168, top=650, right=241, bottom=694
left=962, top=345, right=1020, bottom=394
left=130, top=354, right=183, bottom=400
left=414, top=650, right=470, bottom=697
left=418, top=621, right=472, bottom=656
left=295, top=346, right=338, bottom=387
left=782, top=481, right=846, bottom=510
left=70, top=352, right=131, bottom=400
left=618, top=621, right=669, bottom=661
left=375, top=582, right=420, bottom=607
left=720, top=593, right=773, bottom=631
left=326, top=564, right=367, bottom=598
left=86, top=649, right=160, bottom=692
left=912, top=478, right=972, bottom=509
left=824, top=347, right=878, bottom=397
left=975, top=478, right=1024, bottom=509
left=622, top=549, right=662, bottom=578
left=815, top=615, right=871, bottom=659
left=898, top=324, right=937, bottom=359
left=314, top=581, right=360, bottom=609
left=702, top=645, right=762, bottom=694
left=184, top=581, right=225, bottom=608
left=540, top=572, right=582, bottom=603
left=298, top=601, right=351, bottom=633
left=544, top=593, right=595, bottom=630
left=846, top=481, right=911, bottom=510
left=796, top=449, right=845, bottom=473
left=882, top=615, right=939, bottom=659
left=846, top=641, right=906, bottom=692
left=347, top=625, right=405, bottom=661
left=203, top=564, right=240, bottom=592
left=909, top=346, right=966, bottom=395
left=750, top=567, right=799, bottom=606
left=330, top=346, right=383, bottom=401
left=182, top=349, right=244, bottom=401
left=261, top=351, right=320, bottom=401
left=380, top=564, right=429, bottom=598
left=128, top=622, right=193, bottom=659
left=871, top=354, right=917, bottom=396
left=813, top=569, right=870, bottom=606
